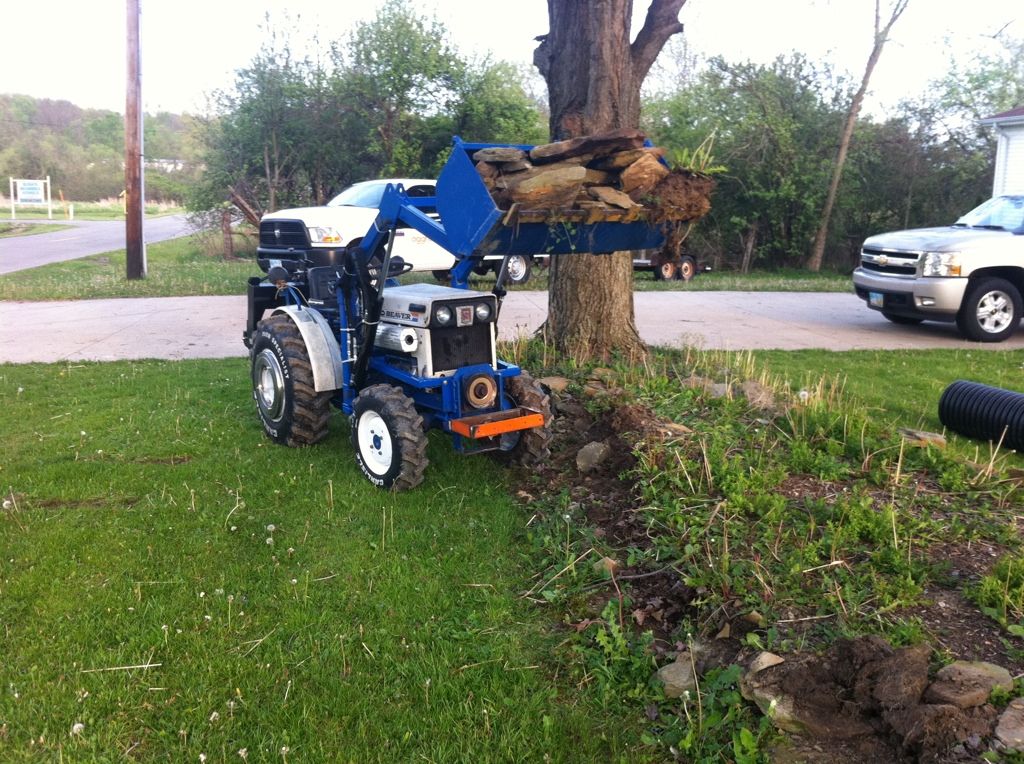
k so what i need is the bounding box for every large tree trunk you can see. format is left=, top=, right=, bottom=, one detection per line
left=806, top=0, right=908, bottom=272
left=535, top=0, right=685, bottom=362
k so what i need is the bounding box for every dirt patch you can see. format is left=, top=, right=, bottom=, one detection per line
left=518, top=383, right=1022, bottom=761
left=743, top=637, right=998, bottom=763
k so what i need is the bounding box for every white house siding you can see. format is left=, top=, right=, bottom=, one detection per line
left=994, top=124, right=1024, bottom=195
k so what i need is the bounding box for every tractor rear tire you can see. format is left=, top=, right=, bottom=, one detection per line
left=251, top=314, right=331, bottom=447
left=492, top=372, right=552, bottom=466
left=351, top=384, right=429, bottom=490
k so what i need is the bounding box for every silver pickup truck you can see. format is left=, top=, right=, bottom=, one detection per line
left=852, top=195, right=1024, bottom=342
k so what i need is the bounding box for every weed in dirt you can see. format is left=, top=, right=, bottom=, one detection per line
left=506, top=342, right=1024, bottom=761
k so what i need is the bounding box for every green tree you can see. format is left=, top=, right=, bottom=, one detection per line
left=647, top=55, right=848, bottom=270
left=338, top=0, right=463, bottom=176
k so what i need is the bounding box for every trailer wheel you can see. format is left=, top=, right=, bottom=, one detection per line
left=251, top=314, right=331, bottom=447
left=653, top=260, right=677, bottom=281
left=492, top=372, right=552, bottom=466
left=956, top=278, right=1021, bottom=342
left=351, top=385, right=428, bottom=490
left=431, top=269, right=451, bottom=283
left=677, top=256, right=696, bottom=282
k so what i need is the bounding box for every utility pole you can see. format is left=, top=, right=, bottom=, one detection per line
left=125, top=0, right=146, bottom=279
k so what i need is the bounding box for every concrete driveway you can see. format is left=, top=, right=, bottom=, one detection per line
left=0, top=215, right=190, bottom=274
left=2, top=291, right=1022, bottom=364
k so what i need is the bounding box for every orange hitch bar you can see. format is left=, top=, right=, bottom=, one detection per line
left=448, top=407, right=545, bottom=440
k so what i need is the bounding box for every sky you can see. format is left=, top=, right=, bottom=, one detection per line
left=1, top=0, right=1019, bottom=118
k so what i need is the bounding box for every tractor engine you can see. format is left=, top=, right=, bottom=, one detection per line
left=376, top=283, right=498, bottom=379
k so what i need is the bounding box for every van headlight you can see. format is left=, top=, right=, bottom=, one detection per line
left=307, top=226, right=343, bottom=244
left=922, top=252, right=961, bottom=277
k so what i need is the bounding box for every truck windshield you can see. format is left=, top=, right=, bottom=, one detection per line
left=327, top=182, right=387, bottom=208
left=954, top=195, right=1024, bottom=232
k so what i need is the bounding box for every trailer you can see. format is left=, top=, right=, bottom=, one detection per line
left=244, top=136, right=675, bottom=489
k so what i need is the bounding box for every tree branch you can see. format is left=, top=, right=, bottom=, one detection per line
left=630, top=0, right=686, bottom=82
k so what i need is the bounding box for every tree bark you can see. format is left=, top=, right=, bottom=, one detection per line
left=806, top=0, right=908, bottom=272
left=535, top=0, right=685, bottom=362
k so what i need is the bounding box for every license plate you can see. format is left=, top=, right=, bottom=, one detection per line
left=869, top=291, right=884, bottom=308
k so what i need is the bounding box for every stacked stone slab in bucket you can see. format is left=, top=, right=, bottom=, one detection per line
left=471, top=128, right=713, bottom=223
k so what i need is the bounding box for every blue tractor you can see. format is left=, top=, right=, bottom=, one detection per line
left=243, top=137, right=670, bottom=490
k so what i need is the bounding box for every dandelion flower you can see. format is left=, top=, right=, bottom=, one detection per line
left=266, top=524, right=276, bottom=532
left=266, top=537, right=274, bottom=545
left=70, top=722, right=84, bottom=736
left=209, top=711, right=220, bottom=722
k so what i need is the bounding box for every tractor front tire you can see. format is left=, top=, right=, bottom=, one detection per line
left=251, top=314, right=331, bottom=447
left=351, top=385, right=429, bottom=490
left=493, top=372, right=552, bottom=466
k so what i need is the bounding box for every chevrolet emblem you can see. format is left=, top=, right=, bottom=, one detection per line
left=876, top=255, right=888, bottom=266
left=274, top=226, right=282, bottom=241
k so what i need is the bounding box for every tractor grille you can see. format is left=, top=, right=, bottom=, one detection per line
left=431, top=325, right=491, bottom=372
left=259, top=219, right=309, bottom=249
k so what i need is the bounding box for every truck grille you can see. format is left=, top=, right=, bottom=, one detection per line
left=860, top=247, right=919, bottom=276
left=431, top=325, right=491, bottom=372
left=259, top=219, right=309, bottom=249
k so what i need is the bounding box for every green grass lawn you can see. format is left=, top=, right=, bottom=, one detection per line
left=0, top=222, right=75, bottom=239
left=0, top=238, right=255, bottom=301
left=0, top=360, right=644, bottom=762
left=4, top=347, right=1024, bottom=760
left=4, top=202, right=183, bottom=221
left=749, top=347, right=1024, bottom=450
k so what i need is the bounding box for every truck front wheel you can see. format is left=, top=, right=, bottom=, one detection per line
left=351, top=385, right=428, bottom=490
left=504, top=255, right=532, bottom=286
left=956, top=278, right=1022, bottom=342
left=251, top=314, right=331, bottom=446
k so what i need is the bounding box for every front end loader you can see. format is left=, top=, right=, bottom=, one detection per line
left=243, top=136, right=674, bottom=490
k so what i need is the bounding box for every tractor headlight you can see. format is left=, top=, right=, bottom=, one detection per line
left=435, top=305, right=454, bottom=326
left=307, top=226, right=343, bottom=244
left=922, top=252, right=961, bottom=277
left=474, top=303, right=492, bottom=322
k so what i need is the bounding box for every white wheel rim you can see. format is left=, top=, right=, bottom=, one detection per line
left=357, top=411, right=393, bottom=475
left=254, top=349, right=285, bottom=422
left=507, top=256, right=527, bottom=281
left=976, top=290, right=1013, bottom=333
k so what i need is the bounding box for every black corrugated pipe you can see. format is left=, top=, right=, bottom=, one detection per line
left=938, top=380, right=1024, bottom=451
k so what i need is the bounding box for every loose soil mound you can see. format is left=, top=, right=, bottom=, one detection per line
left=514, top=378, right=1024, bottom=763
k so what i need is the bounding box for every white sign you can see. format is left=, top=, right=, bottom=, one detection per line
left=16, top=179, right=45, bottom=204
left=8, top=176, right=52, bottom=219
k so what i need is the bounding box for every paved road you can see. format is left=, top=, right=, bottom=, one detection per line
left=2, top=291, right=1022, bottom=363
left=0, top=215, right=190, bottom=274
